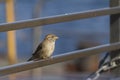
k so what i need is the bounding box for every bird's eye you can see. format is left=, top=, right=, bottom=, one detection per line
left=48, top=37, right=51, bottom=38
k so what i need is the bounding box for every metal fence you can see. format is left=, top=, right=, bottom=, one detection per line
left=0, top=1, right=120, bottom=78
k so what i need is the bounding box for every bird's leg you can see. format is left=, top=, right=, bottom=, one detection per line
left=44, top=56, right=53, bottom=60
left=48, top=56, right=53, bottom=59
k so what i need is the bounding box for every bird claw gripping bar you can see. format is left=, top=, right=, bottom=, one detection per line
left=86, top=56, right=120, bottom=80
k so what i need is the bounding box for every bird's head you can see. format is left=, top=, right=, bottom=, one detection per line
left=45, top=34, right=58, bottom=42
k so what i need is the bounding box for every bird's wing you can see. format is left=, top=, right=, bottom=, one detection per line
left=32, top=43, right=42, bottom=56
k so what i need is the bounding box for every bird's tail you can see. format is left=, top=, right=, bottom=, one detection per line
left=27, top=56, right=34, bottom=61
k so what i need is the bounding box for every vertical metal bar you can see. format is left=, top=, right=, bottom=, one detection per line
left=110, top=0, right=120, bottom=77
left=6, top=0, right=17, bottom=80
left=31, top=0, right=43, bottom=79
left=32, top=0, right=43, bottom=50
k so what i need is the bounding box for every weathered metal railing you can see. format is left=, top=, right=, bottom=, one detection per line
left=0, top=42, right=120, bottom=76
left=0, top=6, right=120, bottom=76
left=0, top=7, right=120, bottom=32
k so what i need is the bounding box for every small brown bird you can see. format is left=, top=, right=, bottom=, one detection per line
left=28, top=34, right=58, bottom=61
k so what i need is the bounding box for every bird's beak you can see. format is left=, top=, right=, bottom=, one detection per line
left=55, top=36, right=59, bottom=39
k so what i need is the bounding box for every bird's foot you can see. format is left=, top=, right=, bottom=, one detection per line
left=44, top=57, right=53, bottom=60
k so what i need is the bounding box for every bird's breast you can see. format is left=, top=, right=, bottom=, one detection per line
left=43, top=41, right=55, bottom=57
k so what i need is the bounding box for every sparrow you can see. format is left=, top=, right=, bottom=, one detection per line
left=28, top=34, right=58, bottom=61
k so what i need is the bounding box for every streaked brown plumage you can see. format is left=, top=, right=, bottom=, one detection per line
left=28, top=34, right=58, bottom=61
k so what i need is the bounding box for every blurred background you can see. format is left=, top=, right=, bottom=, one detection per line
left=0, top=0, right=111, bottom=80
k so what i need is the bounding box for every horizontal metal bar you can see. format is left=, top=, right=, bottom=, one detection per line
left=0, top=42, right=120, bottom=76
left=0, top=7, right=120, bottom=32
